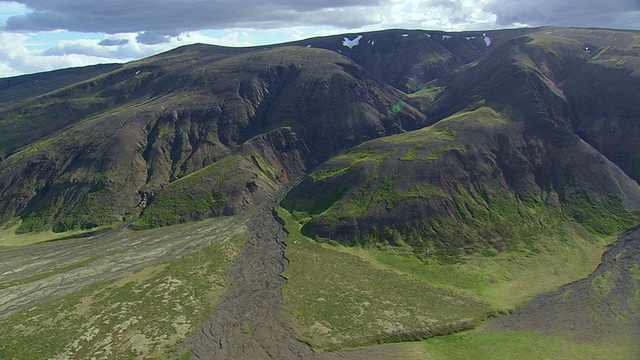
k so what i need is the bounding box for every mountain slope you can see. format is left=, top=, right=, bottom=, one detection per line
left=282, top=28, right=640, bottom=260
left=1, top=26, right=640, bottom=359
left=492, top=226, right=640, bottom=342
left=0, top=45, right=426, bottom=233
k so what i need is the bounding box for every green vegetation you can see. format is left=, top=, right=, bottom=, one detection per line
left=284, top=183, right=619, bottom=309
left=279, top=207, right=493, bottom=351
left=0, top=94, right=113, bottom=155
left=631, top=263, right=640, bottom=288
left=400, top=328, right=638, bottom=360
left=592, top=270, right=618, bottom=301
left=527, top=33, right=584, bottom=57
left=284, top=102, right=639, bottom=261
left=407, top=85, right=445, bottom=105
left=14, top=184, right=122, bottom=235
left=283, top=190, right=635, bottom=355
left=563, top=191, right=640, bottom=235
left=368, top=226, right=608, bottom=310
left=0, top=233, right=245, bottom=359
left=438, top=105, right=507, bottom=125
left=0, top=218, right=114, bottom=247
left=136, top=155, right=251, bottom=228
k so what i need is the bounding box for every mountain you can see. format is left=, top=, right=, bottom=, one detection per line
left=282, top=27, right=640, bottom=260
left=0, top=43, right=426, bottom=232
left=1, top=26, right=640, bottom=359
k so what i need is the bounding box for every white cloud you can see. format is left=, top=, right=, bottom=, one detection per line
left=0, top=29, right=262, bottom=77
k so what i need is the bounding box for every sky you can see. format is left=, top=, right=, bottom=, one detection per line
left=1, top=0, right=639, bottom=77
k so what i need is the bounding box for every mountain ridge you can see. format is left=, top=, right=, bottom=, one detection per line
left=1, top=26, right=640, bottom=359
left=0, top=26, right=639, bottom=243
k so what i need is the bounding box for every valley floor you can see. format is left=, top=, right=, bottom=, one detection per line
left=0, top=200, right=638, bottom=359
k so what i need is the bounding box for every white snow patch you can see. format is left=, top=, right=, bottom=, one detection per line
left=442, top=35, right=452, bottom=40
left=371, top=40, right=375, bottom=46
left=466, top=36, right=476, bottom=40
left=306, top=44, right=312, bottom=48
left=342, top=35, right=363, bottom=49
left=483, top=33, right=491, bottom=47
left=424, top=33, right=431, bottom=38
left=135, top=70, right=141, bottom=75
left=402, top=34, right=409, bottom=37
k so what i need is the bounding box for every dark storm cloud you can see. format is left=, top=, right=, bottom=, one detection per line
left=3, top=0, right=382, bottom=34
left=488, top=0, right=640, bottom=29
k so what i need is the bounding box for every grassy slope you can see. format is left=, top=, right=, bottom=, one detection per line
left=284, top=106, right=639, bottom=261
left=134, top=155, right=240, bottom=229
left=280, top=204, right=636, bottom=358
left=279, top=207, right=493, bottom=351
left=0, top=232, right=244, bottom=360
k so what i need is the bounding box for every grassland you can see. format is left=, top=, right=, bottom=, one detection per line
left=287, top=190, right=618, bottom=308
left=390, top=327, right=638, bottom=360
left=0, top=232, right=245, bottom=359
left=0, top=218, right=114, bottom=247
left=278, top=207, right=493, bottom=351
left=278, top=200, right=640, bottom=359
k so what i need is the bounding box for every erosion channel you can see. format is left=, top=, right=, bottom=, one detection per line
left=185, top=195, right=314, bottom=359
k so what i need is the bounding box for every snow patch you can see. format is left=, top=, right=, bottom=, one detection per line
left=306, top=44, right=312, bottom=48
left=424, top=33, right=431, bottom=38
left=342, top=35, right=363, bottom=49
left=402, top=33, right=409, bottom=37
left=442, top=35, right=452, bottom=40
left=466, top=36, right=476, bottom=40
left=483, top=33, right=491, bottom=47
left=371, top=40, right=375, bottom=46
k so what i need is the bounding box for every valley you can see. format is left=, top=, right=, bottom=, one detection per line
left=1, top=26, right=639, bottom=359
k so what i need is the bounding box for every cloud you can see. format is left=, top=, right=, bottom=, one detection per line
left=4, top=1, right=638, bottom=39
left=98, top=38, right=129, bottom=46
left=136, top=31, right=178, bottom=45
left=1, top=0, right=639, bottom=78
left=3, top=0, right=383, bottom=34
left=0, top=32, right=119, bottom=77
left=0, top=29, right=256, bottom=77
left=487, top=0, right=640, bottom=29
left=371, top=0, right=497, bottom=31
